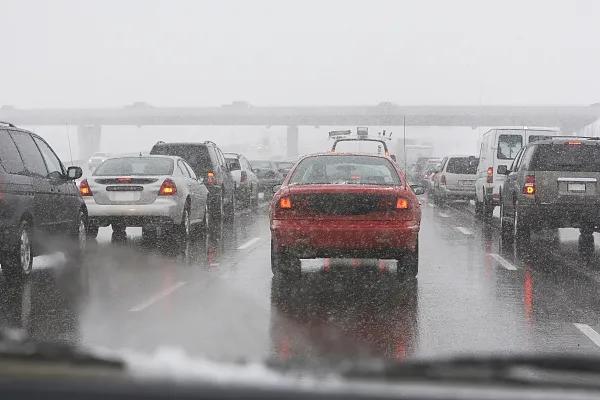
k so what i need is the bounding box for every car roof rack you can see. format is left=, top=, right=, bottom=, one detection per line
left=0, top=121, right=16, bottom=128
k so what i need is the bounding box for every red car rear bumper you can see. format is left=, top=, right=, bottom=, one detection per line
left=271, top=219, right=419, bottom=258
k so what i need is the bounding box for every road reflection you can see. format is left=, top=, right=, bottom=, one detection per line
left=270, top=272, right=418, bottom=364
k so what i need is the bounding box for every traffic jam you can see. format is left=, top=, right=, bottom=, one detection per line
left=3, top=121, right=600, bottom=392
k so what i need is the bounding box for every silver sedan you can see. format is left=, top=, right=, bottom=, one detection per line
left=81, top=155, right=209, bottom=241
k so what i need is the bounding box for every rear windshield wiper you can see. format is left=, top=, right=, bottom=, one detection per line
left=340, top=354, right=600, bottom=388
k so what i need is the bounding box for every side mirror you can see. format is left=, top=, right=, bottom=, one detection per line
left=410, top=184, right=425, bottom=195
left=67, top=166, right=83, bottom=180
left=272, top=184, right=282, bottom=193
left=497, top=165, right=509, bottom=175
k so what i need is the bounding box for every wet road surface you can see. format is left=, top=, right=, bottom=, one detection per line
left=3, top=196, right=600, bottom=365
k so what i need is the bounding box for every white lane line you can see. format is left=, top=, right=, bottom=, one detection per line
left=438, top=212, right=450, bottom=218
left=489, top=253, right=518, bottom=271
left=455, top=226, right=473, bottom=235
left=129, top=281, right=187, bottom=312
left=574, top=323, right=600, bottom=348
left=237, top=237, right=261, bottom=250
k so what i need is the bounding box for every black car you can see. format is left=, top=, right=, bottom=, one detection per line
left=0, top=122, right=86, bottom=278
left=250, top=160, right=284, bottom=195
left=150, top=141, right=236, bottom=223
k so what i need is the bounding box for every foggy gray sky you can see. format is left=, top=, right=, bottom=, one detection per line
left=1, top=0, right=599, bottom=107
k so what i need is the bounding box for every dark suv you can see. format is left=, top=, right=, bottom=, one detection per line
left=499, top=137, right=600, bottom=246
left=0, top=122, right=86, bottom=278
left=150, top=141, right=235, bottom=223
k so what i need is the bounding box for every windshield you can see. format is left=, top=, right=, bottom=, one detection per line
left=289, top=155, right=401, bottom=185
left=93, top=157, right=174, bottom=176
left=4, top=0, right=600, bottom=393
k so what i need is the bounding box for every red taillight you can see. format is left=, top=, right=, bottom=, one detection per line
left=396, top=198, right=409, bottom=209
left=159, top=178, right=177, bottom=195
left=523, top=175, right=536, bottom=195
left=486, top=167, right=493, bottom=184
left=567, top=140, right=582, bottom=145
left=240, top=171, right=247, bottom=183
left=440, top=175, right=446, bottom=185
left=279, top=197, right=292, bottom=209
left=116, top=177, right=132, bottom=183
left=79, top=179, right=92, bottom=196
left=206, top=171, right=216, bottom=185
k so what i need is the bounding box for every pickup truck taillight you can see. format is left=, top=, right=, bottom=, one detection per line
left=440, top=175, right=446, bottom=185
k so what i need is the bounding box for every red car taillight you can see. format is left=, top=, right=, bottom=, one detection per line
left=206, top=171, right=217, bottom=185
left=396, top=198, right=409, bottom=209
left=440, top=175, right=446, bottom=185
left=279, top=197, right=292, bottom=209
left=159, top=178, right=177, bottom=195
left=523, top=175, right=536, bottom=195
left=486, top=167, right=493, bottom=183
left=79, top=179, right=92, bottom=196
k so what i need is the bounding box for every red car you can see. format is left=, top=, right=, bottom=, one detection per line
left=270, top=153, right=423, bottom=280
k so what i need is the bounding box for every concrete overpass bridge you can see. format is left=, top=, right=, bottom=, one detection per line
left=2, top=102, right=599, bottom=159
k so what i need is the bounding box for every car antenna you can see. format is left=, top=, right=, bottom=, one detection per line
left=403, top=115, right=407, bottom=190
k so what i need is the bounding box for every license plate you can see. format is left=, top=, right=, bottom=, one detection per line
left=110, top=192, right=138, bottom=202
left=459, top=180, right=474, bottom=186
left=568, top=183, right=586, bottom=192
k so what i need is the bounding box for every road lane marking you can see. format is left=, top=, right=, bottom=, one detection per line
left=455, top=227, right=472, bottom=235
left=489, top=253, right=517, bottom=271
left=129, top=281, right=187, bottom=312
left=237, top=237, right=261, bottom=250
left=438, top=212, right=450, bottom=218
left=574, top=323, right=600, bottom=348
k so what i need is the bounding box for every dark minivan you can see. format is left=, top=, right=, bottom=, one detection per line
left=0, top=122, right=86, bottom=278
left=150, top=141, right=235, bottom=223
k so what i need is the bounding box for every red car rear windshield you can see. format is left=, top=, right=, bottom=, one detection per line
left=289, top=155, right=401, bottom=186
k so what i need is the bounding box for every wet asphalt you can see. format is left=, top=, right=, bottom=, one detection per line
left=2, top=195, right=600, bottom=365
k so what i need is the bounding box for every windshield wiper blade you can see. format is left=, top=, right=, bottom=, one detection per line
left=341, top=354, right=600, bottom=387
left=0, top=329, right=123, bottom=369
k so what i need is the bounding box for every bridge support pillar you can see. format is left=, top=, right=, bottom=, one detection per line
left=77, top=125, right=102, bottom=162
left=286, top=125, right=299, bottom=159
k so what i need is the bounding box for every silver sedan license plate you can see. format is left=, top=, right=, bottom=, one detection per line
left=568, top=183, right=586, bottom=192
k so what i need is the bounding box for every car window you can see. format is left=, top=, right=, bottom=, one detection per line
left=497, top=134, right=523, bottom=160
left=34, top=136, right=65, bottom=177
left=289, top=155, right=401, bottom=185
left=182, top=161, right=197, bottom=180
left=530, top=143, right=600, bottom=172
left=151, top=144, right=212, bottom=175
left=226, top=157, right=241, bottom=171
left=446, top=157, right=478, bottom=174
left=10, top=131, right=48, bottom=177
left=0, top=129, right=26, bottom=174
left=176, top=160, right=189, bottom=177
left=94, top=157, right=174, bottom=176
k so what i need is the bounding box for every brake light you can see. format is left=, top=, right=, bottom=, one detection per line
left=279, top=197, right=292, bottom=209
left=79, top=179, right=92, bottom=196
left=567, top=140, right=582, bottom=145
left=523, top=175, right=536, bottom=195
left=116, top=177, right=132, bottom=183
left=486, top=167, right=493, bottom=183
left=441, top=175, right=446, bottom=185
left=159, top=178, right=177, bottom=195
left=240, top=171, right=247, bottom=183
left=206, top=171, right=216, bottom=185
left=396, top=198, right=409, bottom=209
